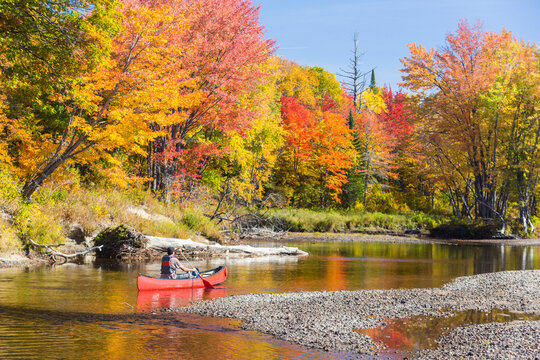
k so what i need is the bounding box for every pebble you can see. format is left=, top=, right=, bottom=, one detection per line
left=177, top=270, right=540, bottom=358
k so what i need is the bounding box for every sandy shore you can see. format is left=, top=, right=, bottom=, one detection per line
left=179, top=270, right=540, bottom=358
left=0, top=253, right=48, bottom=269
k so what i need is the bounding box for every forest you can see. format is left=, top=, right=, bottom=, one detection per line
left=0, top=0, right=539, bottom=250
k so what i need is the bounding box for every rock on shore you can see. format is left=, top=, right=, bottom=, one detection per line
left=180, top=270, right=540, bottom=358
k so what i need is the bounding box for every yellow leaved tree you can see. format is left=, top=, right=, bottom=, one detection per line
left=1, top=0, right=200, bottom=200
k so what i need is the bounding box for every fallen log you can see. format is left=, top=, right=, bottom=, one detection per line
left=146, top=236, right=308, bottom=257
left=29, top=239, right=103, bottom=263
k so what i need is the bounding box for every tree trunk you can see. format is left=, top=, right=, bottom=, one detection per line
left=22, top=134, right=88, bottom=200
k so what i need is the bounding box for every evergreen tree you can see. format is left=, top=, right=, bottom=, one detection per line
left=341, top=110, right=364, bottom=208
left=369, top=69, right=376, bottom=90
left=347, top=110, right=362, bottom=152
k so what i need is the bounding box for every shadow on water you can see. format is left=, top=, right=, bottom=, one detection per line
left=0, top=303, right=232, bottom=329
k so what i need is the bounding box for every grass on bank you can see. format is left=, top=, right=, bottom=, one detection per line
left=42, top=187, right=222, bottom=242
left=268, top=208, right=540, bottom=238
left=2, top=185, right=445, bottom=251
left=267, top=208, right=445, bottom=233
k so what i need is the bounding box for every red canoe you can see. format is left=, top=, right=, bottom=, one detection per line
left=137, top=265, right=228, bottom=291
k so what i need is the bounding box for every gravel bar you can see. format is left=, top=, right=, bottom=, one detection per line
left=179, top=270, right=540, bottom=358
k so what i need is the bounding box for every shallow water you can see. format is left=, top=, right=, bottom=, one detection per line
left=1, top=240, right=539, bottom=359
left=358, top=308, right=540, bottom=357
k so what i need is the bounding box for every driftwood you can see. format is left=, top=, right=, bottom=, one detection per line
left=29, top=239, right=103, bottom=263
left=146, top=236, right=308, bottom=257
left=206, top=184, right=289, bottom=237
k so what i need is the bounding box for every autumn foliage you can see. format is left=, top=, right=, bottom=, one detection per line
left=1, top=5, right=539, bottom=235
left=400, top=20, right=540, bottom=231
left=274, top=65, right=355, bottom=207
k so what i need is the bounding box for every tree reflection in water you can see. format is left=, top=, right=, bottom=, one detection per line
left=358, top=308, right=540, bottom=355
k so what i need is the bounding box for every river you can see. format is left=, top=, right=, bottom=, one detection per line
left=1, top=240, right=539, bottom=359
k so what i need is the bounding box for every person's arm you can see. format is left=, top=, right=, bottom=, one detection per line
left=171, top=257, right=195, bottom=272
left=178, top=264, right=196, bottom=272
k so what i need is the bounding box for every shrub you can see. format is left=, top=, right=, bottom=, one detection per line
left=0, top=167, right=21, bottom=214
left=411, top=213, right=440, bottom=230
left=429, top=221, right=502, bottom=239
left=15, top=204, right=64, bottom=246
left=0, top=218, right=20, bottom=251
left=182, top=209, right=205, bottom=229
left=94, top=225, right=148, bottom=258
left=366, top=186, right=410, bottom=213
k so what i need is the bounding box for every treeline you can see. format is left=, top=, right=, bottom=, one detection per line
left=401, top=21, right=540, bottom=233
left=0, top=1, right=539, bottom=235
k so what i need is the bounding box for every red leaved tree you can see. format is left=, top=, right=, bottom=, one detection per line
left=379, top=87, right=414, bottom=145
left=150, top=0, right=275, bottom=200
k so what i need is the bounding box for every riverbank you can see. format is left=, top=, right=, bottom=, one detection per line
left=2, top=182, right=535, bottom=264
left=0, top=234, right=309, bottom=269
left=0, top=186, right=223, bottom=255
left=3, top=230, right=540, bottom=269
left=179, top=270, right=540, bottom=358
left=246, top=232, right=540, bottom=246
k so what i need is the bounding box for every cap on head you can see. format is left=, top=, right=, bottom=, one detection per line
left=167, top=247, right=175, bottom=255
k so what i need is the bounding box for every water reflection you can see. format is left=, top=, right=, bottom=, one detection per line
left=255, top=241, right=540, bottom=291
left=4, top=241, right=537, bottom=312
left=136, top=287, right=228, bottom=311
left=0, top=304, right=347, bottom=360
left=359, top=308, right=540, bottom=355
left=0, top=240, right=539, bottom=359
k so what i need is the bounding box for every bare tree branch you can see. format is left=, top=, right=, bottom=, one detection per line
left=29, top=239, right=103, bottom=263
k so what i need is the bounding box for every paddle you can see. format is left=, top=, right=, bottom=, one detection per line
left=178, top=251, right=215, bottom=289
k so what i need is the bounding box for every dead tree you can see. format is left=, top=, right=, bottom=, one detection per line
left=338, top=33, right=372, bottom=111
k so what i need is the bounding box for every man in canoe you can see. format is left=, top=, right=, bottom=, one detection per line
left=160, top=247, right=197, bottom=279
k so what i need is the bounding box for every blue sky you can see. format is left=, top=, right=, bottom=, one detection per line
left=254, top=0, right=540, bottom=89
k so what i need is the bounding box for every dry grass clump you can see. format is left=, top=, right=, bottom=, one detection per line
left=41, top=186, right=223, bottom=242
